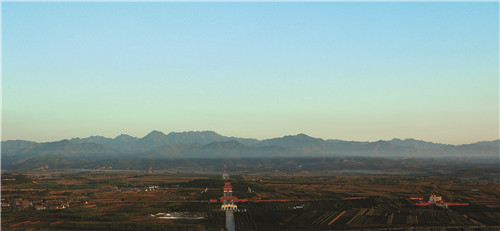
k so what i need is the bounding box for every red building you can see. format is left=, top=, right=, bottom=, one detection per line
left=223, top=182, right=233, bottom=197
left=220, top=196, right=239, bottom=203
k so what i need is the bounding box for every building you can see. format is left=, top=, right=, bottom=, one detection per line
left=429, top=193, right=442, bottom=203
left=223, top=182, right=233, bottom=197
left=220, top=196, right=238, bottom=203
left=59, top=202, right=70, bottom=209
left=221, top=181, right=239, bottom=210
left=221, top=203, right=237, bottom=211
left=412, top=193, right=468, bottom=207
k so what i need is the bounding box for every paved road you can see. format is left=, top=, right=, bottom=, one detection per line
left=225, top=210, right=235, bottom=231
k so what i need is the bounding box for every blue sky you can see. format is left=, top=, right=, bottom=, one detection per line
left=2, top=2, right=499, bottom=144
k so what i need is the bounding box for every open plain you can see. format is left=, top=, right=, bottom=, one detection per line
left=1, top=163, right=499, bottom=231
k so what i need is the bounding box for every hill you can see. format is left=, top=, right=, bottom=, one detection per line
left=1, top=131, right=498, bottom=170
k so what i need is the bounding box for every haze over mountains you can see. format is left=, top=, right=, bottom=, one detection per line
left=2, top=130, right=498, bottom=170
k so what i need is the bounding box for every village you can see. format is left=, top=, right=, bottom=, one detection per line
left=1, top=169, right=498, bottom=230
left=1, top=197, right=71, bottom=211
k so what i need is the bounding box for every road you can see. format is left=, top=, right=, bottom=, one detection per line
left=226, top=210, right=235, bottom=231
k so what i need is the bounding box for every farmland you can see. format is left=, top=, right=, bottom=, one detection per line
left=1, top=168, right=499, bottom=230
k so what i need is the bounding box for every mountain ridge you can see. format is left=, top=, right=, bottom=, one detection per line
left=4, top=131, right=497, bottom=146
left=2, top=131, right=498, bottom=171
left=3, top=131, right=498, bottom=153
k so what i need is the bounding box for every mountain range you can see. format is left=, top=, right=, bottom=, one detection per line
left=1, top=131, right=498, bottom=170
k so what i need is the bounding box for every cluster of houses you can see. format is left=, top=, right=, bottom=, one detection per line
left=144, top=186, right=159, bottom=192
left=98, top=166, right=113, bottom=170
left=410, top=193, right=469, bottom=208
left=152, top=212, right=206, bottom=220
left=110, top=186, right=142, bottom=193
left=34, top=165, right=49, bottom=171
left=109, top=185, right=160, bottom=193
left=34, top=201, right=70, bottom=211
left=1, top=198, right=70, bottom=211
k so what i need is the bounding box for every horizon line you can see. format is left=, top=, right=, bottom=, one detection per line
left=2, top=130, right=498, bottom=146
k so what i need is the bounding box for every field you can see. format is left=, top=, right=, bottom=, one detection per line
left=1, top=168, right=499, bottom=230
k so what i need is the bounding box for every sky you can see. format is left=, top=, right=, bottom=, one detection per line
left=2, top=2, right=499, bottom=144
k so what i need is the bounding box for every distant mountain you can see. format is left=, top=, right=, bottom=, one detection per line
left=67, top=130, right=258, bottom=151
left=360, top=140, right=418, bottom=156
left=111, top=134, right=139, bottom=148
left=450, top=142, right=500, bottom=157
left=2, top=131, right=498, bottom=170
left=471, top=139, right=499, bottom=147
left=134, top=130, right=169, bottom=150
left=202, top=140, right=247, bottom=150
left=70, top=136, right=113, bottom=145
left=1, top=140, right=37, bottom=153
left=7, top=140, right=113, bottom=156
left=71, top=134, right=139, bottom=152
left=388, top=138, right=447, bottom=149
left=114, top=134, right=138, bottom=142
left=166, top=131, right=258, bottom=145
left=143, top=140, right=294, bottom=159
left=257, top=133, right=326, bottom=148
left=1, top=140, right=116, bottom=170
left=326, top=139, right=369, bottom=144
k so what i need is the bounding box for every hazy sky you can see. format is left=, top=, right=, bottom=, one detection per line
left=2, top=2, right=499, bottom=144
